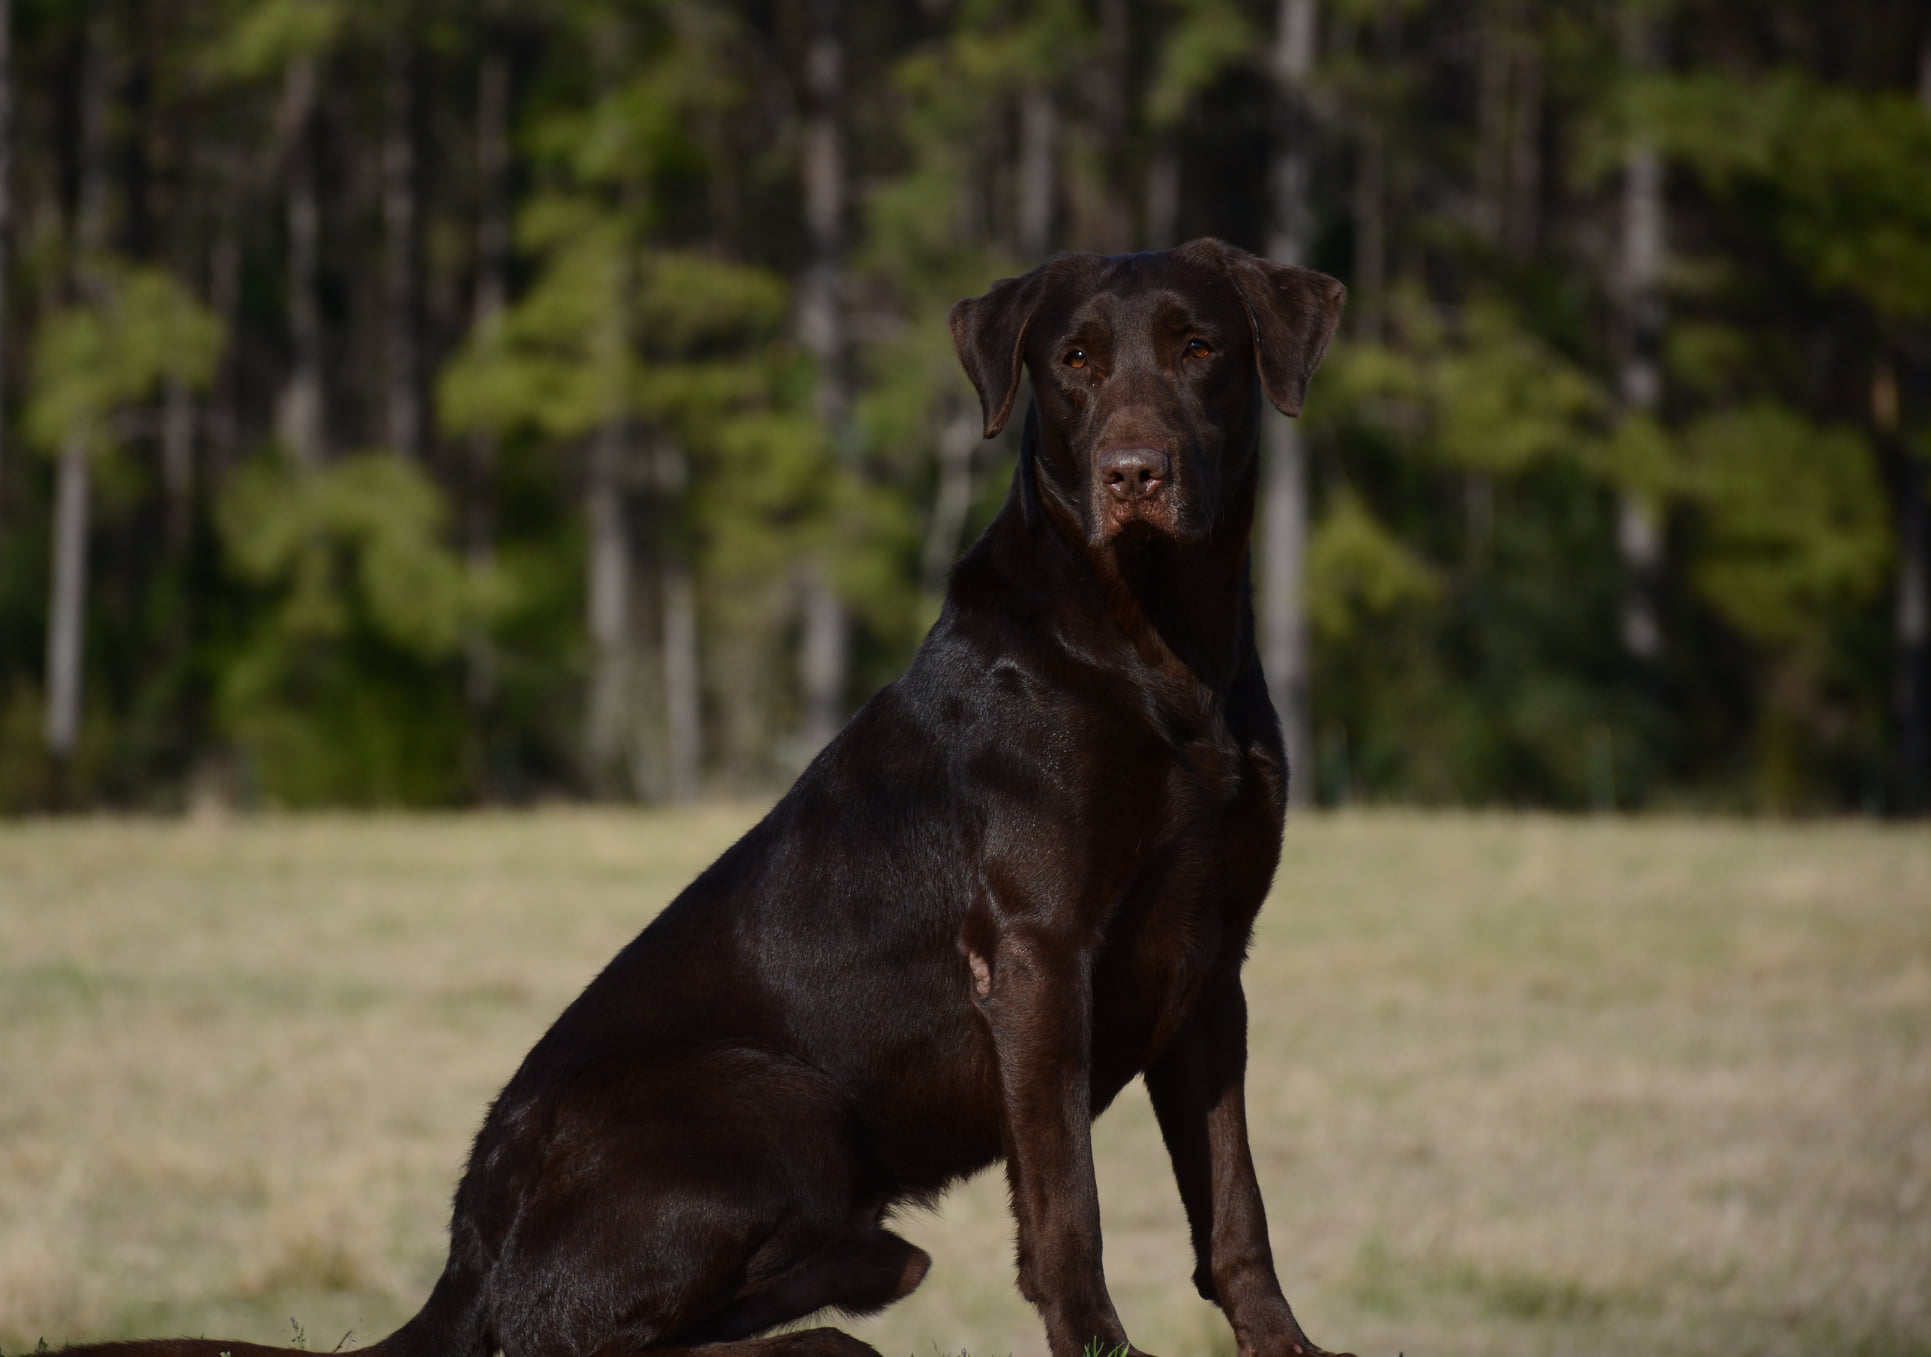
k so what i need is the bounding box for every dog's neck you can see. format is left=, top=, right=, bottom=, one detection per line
left=986, top=413, right=1260, bottom=700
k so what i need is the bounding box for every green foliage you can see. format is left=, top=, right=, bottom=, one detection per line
left=1305, top=487, right=1441, bottom=641
left=1144, top=0, right=1256, bottom=130
left=0, top=0, right=1923, bottom=813
left=1679, top=404, right=1892, bottom=650
left=217, top=455, right=476, bottom=806
left=222, top=454, right=473, bottom=656
left=26, top=262, right=224, bottom=458
left=439, top=234, right=788, bottom=443
left=1319, top=292, right=1606, bottom=479
left=1429, top=303, right=1605, bottom=477
left=208, top=0, right=344, bottom=80
left=933, top=0, right=1092, bottom=91
left=1618, top=71, right=1931, bottom=323
left=440, top=8, right=789, bottom=450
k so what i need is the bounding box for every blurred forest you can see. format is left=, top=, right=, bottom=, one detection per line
left=0, top=0, right=1925, bottom=813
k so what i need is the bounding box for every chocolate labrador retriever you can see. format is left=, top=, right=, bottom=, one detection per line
left=60, top=239, right=1347, bottom=1357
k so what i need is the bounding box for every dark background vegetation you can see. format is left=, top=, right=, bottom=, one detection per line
left=0, top=0, right=1924, bottom=814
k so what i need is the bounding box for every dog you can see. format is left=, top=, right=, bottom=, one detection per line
left=58, top=239, right=1348, bottom=1357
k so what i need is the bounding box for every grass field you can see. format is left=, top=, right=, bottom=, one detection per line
left=1, top=808, right=1927, bottom=1357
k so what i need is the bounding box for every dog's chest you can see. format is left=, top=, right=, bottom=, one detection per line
left=1088, top=726, right=1282, bottom=1084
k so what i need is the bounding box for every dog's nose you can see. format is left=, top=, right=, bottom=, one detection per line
left=1098, top=446, right=1171, bottom=502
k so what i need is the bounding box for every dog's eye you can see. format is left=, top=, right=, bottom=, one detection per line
left=1185, top=339, right=1213, bottom=359
left=1064, top=348, right=1087, bottom=370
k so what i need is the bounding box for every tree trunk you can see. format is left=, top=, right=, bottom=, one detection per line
left=1018, top=84, right=1057, bottom=258
left=1350, top=118, right=1384, bottom=342
left=1260, top=418, right=1310, bottom=800
left=1505, top=15, right=1542, bottom=257
left=584, top=415, right=636, bottom=794
left=0, top=0, right=12, bottom=544
left=796, top=0, right=848, bottom=754
left=383, top=23, right=423, bottom=463
left=1894, top=41, right=1931, bottom=814
left=1615, top=2, right=1665, bottom=663
left=162, top=377, right=195, bottom=550
left=922, top=407, right=979, bottom=594
left=1615, top=486, right=1663, bottom=659
left=1886, top=358, right=1927, bottom=814
left=1143, top=135, right=1179, bottom=250
left=207, top=215, right=240, bottom=483
left=1896, top=496, right=1927, bottom=814
left=46, top=437, right=91, bottom=757
left=797, top=0, right=847, bottom=432
left=1472, top=1, right=1540, bottom=256
left=799, top=562, right=845, bottom=753
left=1086, top=0, right=1132, bottom=253
left=120, top=0, right=150, bottom=260
left=663, top=561, right=700, bottom=802
left=1475, top=1, right=1507, bottom=243
left=657, top=441, right=700, bottom=803
left=45, top=4, right=110, bottom=763
left=1350, top=4, right=1397, bottom=342
left=1262, top=0, right=1317, bottom=808
left=1467, top=3, right=1535, bottom=562
left=584, top=173, right=645, bottom=799
left=277, top=55, right=325, bottom=468
left=466, top=35, right=510, bottom=721
left=160, top=58, right=198, bottom=556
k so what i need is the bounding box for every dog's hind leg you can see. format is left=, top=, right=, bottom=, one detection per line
left=610, top=1327, right=886, bottom=1357
left=678, top=1226, right=931, bottom=1341
left=486, top=1050, right=924, bottom=1357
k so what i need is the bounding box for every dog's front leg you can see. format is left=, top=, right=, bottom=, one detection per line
left=1144, top=975, right=1353, bottom=1357
left=970, top=923, right=1138, bottom=1357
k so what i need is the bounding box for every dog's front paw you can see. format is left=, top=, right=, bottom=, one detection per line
left=1048, top=1327, right=1155, bottom=1357
left=1056, top=1337, right=1152, bottom=1357
left=1242, top=1337, right=1356, bottom=1357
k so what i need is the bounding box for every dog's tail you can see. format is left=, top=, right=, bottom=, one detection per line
left=47, top=1261, right=490, bottom=1357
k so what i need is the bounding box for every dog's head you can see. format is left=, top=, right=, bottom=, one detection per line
left=950, top=239, right=1344, bottom=550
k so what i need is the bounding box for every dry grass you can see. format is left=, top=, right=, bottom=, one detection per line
left=1, top=809, right=1927, bottom=1357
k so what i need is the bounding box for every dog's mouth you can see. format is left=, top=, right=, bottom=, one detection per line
left=1101, top=494, right=1184, bottom=539
left=1089, top=444, right=1197, bottom=544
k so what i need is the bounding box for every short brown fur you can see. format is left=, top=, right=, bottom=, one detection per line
left=55, top=240, right=1348, bottom=1357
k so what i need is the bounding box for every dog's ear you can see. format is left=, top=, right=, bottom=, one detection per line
left=949, top=266, right=1056, bottom=439
left=1205, top=242, right=1347, bottom=418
